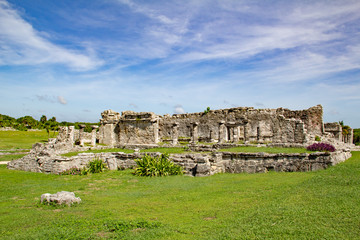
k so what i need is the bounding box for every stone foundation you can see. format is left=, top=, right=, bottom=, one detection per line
left=7, top=149, right=351, bottom=176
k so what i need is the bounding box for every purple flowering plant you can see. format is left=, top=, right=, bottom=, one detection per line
left=306, top=143, right=336, bottom=152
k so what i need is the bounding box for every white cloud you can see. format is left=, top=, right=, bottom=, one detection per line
left=57, top=96, right=67, bottom=105
left=174, top=104, right=185, bottom=114
left=0, top=0, right=102, bottom=71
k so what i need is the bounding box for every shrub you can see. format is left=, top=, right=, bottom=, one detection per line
left=315, top=136, right=321, bottom=141
left=59, top=167, right=85, bottom=176
left=307, top=143, right=336, bottom=152
left=87, top=158, right=107, bottom=174
left=59, top=159, right=107, bottom=175
left=134, top=154, right=183, bottom=177
left=203, top=107, right=210, bottom=114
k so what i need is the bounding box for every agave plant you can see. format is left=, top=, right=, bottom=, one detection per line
left=134, top=154, right=183, bottom=177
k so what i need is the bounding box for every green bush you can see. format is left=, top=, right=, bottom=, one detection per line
left=59, top=158, right=107, bottom=175
left=87, top=158, right=107, bottom=174
left=134, top=154, right=183, bottom=177
left=315, top=135, right=321, bottom=141
left=59, top=167, right=85, bottom=176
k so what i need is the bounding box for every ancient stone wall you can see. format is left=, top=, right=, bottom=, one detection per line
left=324, top=122, right=342, bottom=141
left=159, top=106, right=311, bottom=144
left=8, top=149, right=351, bottom=176
left=277, top=104, right=323, bottom=136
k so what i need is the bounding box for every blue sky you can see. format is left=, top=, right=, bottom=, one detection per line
left=0, top=0, right=359, bottom=127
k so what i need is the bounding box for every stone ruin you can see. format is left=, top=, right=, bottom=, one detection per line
left=7, top=104, right=355, bottom=176
left=97, top=105, right=353, bottom=148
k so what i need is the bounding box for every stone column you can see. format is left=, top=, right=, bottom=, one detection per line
left=103, top=123, right=116, bottom=146
left=79, top=124, right=86, bottom=146
left=227, top=122, right=235, bottom=142
left=152, top=119, right=159, bottom=144
left=68, top=126, right=75, bottom=145
left=218, top=121, right=225, bottom=143
left=233, top=126, right=239, bottom=143
left=244, top=124, right=249, bottom=144
left=228, top=127, right=234, bottom=142
left=171, top=122, right=179, bottom=146
left=349, top=128, right=354, bottom=145
left=191, top=122, right=199, bottom=143
left=90, top=125, right=99, bottom=146
left=210, top=130, right=215, bottom=143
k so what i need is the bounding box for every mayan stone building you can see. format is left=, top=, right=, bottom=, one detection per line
left=97, top=105, right=341, bottom=146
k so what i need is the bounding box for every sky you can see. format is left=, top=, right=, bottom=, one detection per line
left=0, top=0, right=359, bottom=127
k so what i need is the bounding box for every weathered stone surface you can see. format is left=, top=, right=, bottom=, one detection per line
left=41, top=191, right=81, bottom=206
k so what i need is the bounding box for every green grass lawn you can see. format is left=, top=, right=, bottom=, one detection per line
left=62, top=148, right=135, bottom=157
left=219, top=146, right=312, bottom=154
left=1, top=152, right=359, bottom=239
left=0, top=130, right=51, bottom=150
left=0, top=154, right=27, bottom=162
left=63, top=147, right=192, bottom=157
left=140, top=147, right=190, bottom=154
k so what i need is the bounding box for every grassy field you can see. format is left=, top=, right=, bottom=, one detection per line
left=1, top=130, right=360, bottom=239
left=0, top=154, right=27, bottom=162
left=1, top=151, right=360, bottom=239
left=0, top=130, right=50, bottom=150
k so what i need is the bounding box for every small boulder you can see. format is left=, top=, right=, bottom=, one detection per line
left=41, top=191, right=81, bottom=206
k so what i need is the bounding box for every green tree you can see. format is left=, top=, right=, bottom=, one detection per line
left=40, top=115, right=47, bottom=124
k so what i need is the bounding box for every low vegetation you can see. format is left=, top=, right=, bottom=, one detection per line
left=134, top=154, right=183, bottom=177
left=62, top=148, right=135, bottom=157
left=140, top=147, right=190, bottom=154
left=0, top=154, right=27, bottom=162
left=0, top=113, right=99, bottom=134
left=59, top=158, right=108, bottom=176
left=307, top=143, right=336, bottom=152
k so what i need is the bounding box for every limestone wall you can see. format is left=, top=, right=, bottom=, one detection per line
left=159, top=106, right=312, bottom=144
left=97, top=105, right=328, bottom=146
left=8, top=149, right=351, bottom=176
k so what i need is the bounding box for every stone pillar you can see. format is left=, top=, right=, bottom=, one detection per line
left=228, top=127, right=234, bottom=142
left=153, top=119, right=159, bottom=144
left=244, top=124, right=248, bottom=143
left=103, top=123, right=116, bottom=146
left=218, top=121, right=226, bottom=143
left=233, top=126, right=239, bottom=143
left=191, top=122, right=199, bottom=143
left=79, top=124, right=86, bottom=146
left=68, top=126, right=75, bottom=145
left=227, top=122, right=235, bottom=142
left=349, top=128, right=354, bottom=145
left=171, top=122, right=179, bottom=146
left=90, top=125, right=99, bottom=146
left=210, top=130, right=215, bottom=143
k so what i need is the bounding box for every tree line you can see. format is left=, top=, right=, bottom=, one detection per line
left=0, top=114, right=99, bottom=136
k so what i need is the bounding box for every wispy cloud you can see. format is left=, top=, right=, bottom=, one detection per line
left=35, top=94, right=67, bottom=105
left=0, top=0, right=102, bottom=71
left=174, top=104, right=185, bottom=114
left=57, top=96, right=67, bottom=105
